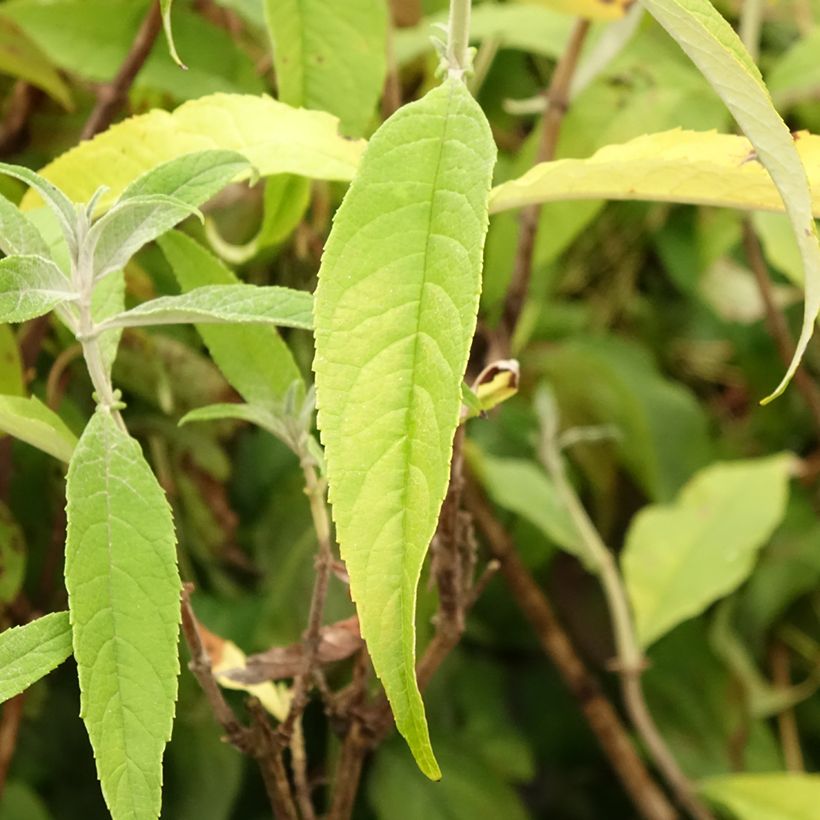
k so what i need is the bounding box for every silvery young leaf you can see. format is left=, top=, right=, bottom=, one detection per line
left=313, top=77, right=496, bottom=779
left=88, top=194, right=201, bottom=281
left=0, top=160, right=77, bottom=255
left=66, top=407, right=180, bottom=820
left=96, top=284, right=313, bottom=332
left=0, top=255, right=75, bottom=323
left=0, top=395, right=77, bottom=462
left=0, top=612, right=72, bottom=704
left=0, top=193, right=50, bottom=258
left=158, top=231, right=302, bottom=405
left=639, top=0, right=820, bottom=401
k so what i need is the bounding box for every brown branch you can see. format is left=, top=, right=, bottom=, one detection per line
left=742, top=220, right=820, bottom=433
left=495, top=18, right=591, bottom=358
left=0, top=694, right=25, bottom=797
left=81, top=1, right=163, bottom=140
left=463, top=481, right=679, bottom=820
left=0, top=82, right=42, bottom=157
left=180, top=584, right=299, bottom=820
left=770, top=641, right=804, bottom=772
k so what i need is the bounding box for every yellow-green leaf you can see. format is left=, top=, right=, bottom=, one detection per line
left=314, top=78, right=496, bottom=779
left=523, top=0, right=629, bottom=22
left=639, top=0, right=820, bottom=400
left=0, top=395, right=77, bottom=462
left=21, top=93, right=365, bottom=210
left=489, top=129, right=820, bottom=216
left=159, top=0, right=185, bottom=69
left=700, top=773, right=820, bottom=820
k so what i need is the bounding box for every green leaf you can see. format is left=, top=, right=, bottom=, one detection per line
left=0, top=501, right=26, bottom=604
left=0, top=255, right=74, bottom=324
left=0, top=324, right=24, bottom=396
left=0, top=193, right=50, bottom=258
left=767, top=27, right=820, bottom=110
left=700, top=773, right=820, bottom=820
left=0, top=395, right=77, bottom=461
left=639, top=0, right=820, bottom=400
left=264, top=0, right=387, bottom=137
left=0, top=18, right=72, bottom=108
left=0, top=161, right=77, bottom=253
left=622, top=454, right=794, bottom=648
left=21, top=93, right=364, bottom=211
left=66, top=407, right=180, bottom=820
left=97, top=284, right=313, bottom=333
left=0, top=782, right=53, bottom=820
left=472, top=453, right=583, bottom=562
left=159, top=0, right=185, bottom=69
left=314, top=78, right=496, bottom=778
left=0, top=612, right=73, bottom=703
left=158, top=231, right=302, bottom=405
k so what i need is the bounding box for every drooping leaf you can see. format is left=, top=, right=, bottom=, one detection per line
left=472, top=452, right=583, bottom=562
left=639, top=0, right=820, bottom=400
left=0, top=501, right=25, bottom=604
left=263, top=0, right=387, bottom=137
left=65, top=406, right=180, bottom=820
left=0, top=612, right=73, bottom=704
left=622, top=455, right=793, bottom=648
left=314, top=78, right=496, bottom=778
left=0, top=395, right=77, bottom=461
left=159, top=0, right=185, bottom=68
left=523, top=0, right=628, bottom=22
left=97, top=284, right=313, bottom=333
left=0, top=324, right=24, bottom=396
left=21, top=93, right=364, bottom=211
left=700, top=773, right=820, bottom=820
left=489, top=129, right=820, bottom=216
left=0, top=17, right=72, bottom=107
left=0, top=255, right=74, bottom=324
left=158, top=231, right=302, bottom=405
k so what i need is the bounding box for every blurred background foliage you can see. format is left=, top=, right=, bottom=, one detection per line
left=1, top=0, right=820, bottom=817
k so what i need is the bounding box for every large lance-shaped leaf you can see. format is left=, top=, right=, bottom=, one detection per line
left=96, top=284, right=313, bottom=333
left=20, top=93, right=364, bottom=211
left=0, top=612, right=73, bottom=703
left=264, top=0, right=387, bottom=137
left=66, top=407, right=180, bottom=820
left=639, top=0, right=820, bottom=400
left=622, top=455, right=793, bottom=649
left=314, top=78, right=496, bottom=778
left=0, top=395, right=77, bottom=461
left=489, top=129, right=820, bottom=216
left=158, top=231, right=302, bottom=405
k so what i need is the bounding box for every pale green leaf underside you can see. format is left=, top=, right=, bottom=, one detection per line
left=97, top=284, right=313, bottom=333
left=639, top=0, right=820, bottom=401
left=158, top=231, right=302, bottom=405
left=622, top=454, right=792, bottom=648
left=66, top=408, right=180, bottom=820
left=700, top=773, right=820, bottom=820
left=264, top=0, right=387, bottom=137
left=0, top=612, right=72, bottom=703
left=0, top=194, right=50, bottom=258
left=0, top=395, right=77, bottom=461
left=314, top=78, right=496, bottom=779
left=20, top=93, right=365, bottom=211
left=0, top=255, right=74, bottom=324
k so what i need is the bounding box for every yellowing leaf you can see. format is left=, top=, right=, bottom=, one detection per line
left=314, top=78, right=496, bottom=779
left=21, top=93, right=365, bottom=210
left=700, top=773, right=820, bottom=820
left=639, top=0, right=820, bottom=401
left=522, top=0, right=629, bottom=22
left=490, top=129, right=820, bottom=216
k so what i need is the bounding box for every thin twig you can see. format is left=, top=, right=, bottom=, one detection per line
left=0, top=82, right=42, bottom=156
left=180, top=584, right=299, bottom=820
left=537, top=424, right=713, bottom=820
left=0, top=694, right=25, bottom=796
left=770, top=641, right=805, bottom=772
left=81, top=1, right=163, bottom=140
left=290, top=718, right=316, bottom=820
left=742, top=221, right=820, bottom=434
left=464, top=480, right=679, bottom=820
left=495, top=18, right=590, bottom=358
